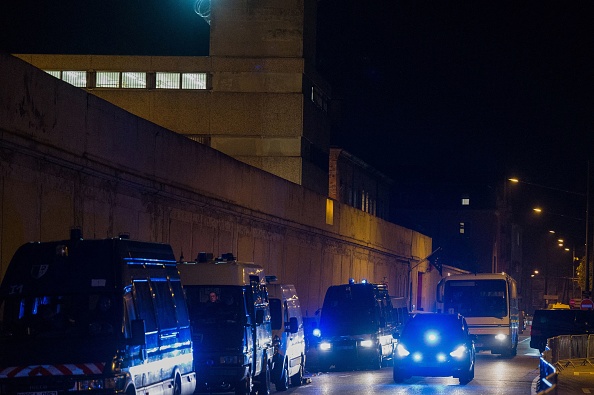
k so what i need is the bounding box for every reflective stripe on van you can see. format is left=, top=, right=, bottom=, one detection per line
left=0, top=363, right=105, bottom=378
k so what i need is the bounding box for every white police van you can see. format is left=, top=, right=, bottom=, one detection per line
left=266, top=278, right=306, bottom=391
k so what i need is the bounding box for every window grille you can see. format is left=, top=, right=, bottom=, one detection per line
left=122, top=72, right=147, bottom=88
left=44, top=70, right=61, bottom=78
left=96, top=71, right=120, bottom=88
left=156, top=72, right=180, bottom=89
left=62, top=71, right=87, bottom=87
left=182, top=73, right=207, bottom=89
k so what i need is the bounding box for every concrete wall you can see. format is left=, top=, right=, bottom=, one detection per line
left=0, top=53, right=432, bottom=315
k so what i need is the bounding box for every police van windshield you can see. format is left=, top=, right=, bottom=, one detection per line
left=185, top=286, right=246, bottom=325
left=0, top=293, right=118, bottom=338
left=319, top=285, right=378, bottom=336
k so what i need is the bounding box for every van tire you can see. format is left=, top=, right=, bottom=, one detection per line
left=275, top=361, right=289, bottom=391
left=235, top=374, right=252, bottom=395
left=173, top=374, right=182, bottom=395
left=257, top=357, right=271, bottom=395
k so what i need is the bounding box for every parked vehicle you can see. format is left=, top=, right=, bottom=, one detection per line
left=393, top=312, right=476, bottom=385
left=177, top=253, right=273, bottom=395
left=266, top=278, right=306, bottom=390
left=315, top=279, right=397, bottom=370
left=530, top=309, right=594, bottom=352
left=0, top=230, right=196, bottom=395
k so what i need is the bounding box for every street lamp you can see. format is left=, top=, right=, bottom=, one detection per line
left=510, top=173, right=591, bottom=296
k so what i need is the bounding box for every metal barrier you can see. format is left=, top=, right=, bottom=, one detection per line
left=537, top=334, right=594, bottom=394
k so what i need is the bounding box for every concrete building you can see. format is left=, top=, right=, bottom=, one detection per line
left=15, top=0, right=332, bottom=196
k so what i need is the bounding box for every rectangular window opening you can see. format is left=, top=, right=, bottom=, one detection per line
left=156, top=72, right=180, bottom=89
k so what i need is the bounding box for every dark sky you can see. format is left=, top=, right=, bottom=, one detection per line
left=1, top=1, right=593, bottom=231
left=316, top=1, right=594, bottom=192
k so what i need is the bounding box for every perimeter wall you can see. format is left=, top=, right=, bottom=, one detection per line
left=0, top=53, right=433, bottom=315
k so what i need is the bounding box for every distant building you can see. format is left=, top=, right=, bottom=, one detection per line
left=391, top=182, right=522, bottom=278
left=329, top=148, right=392, bottom=221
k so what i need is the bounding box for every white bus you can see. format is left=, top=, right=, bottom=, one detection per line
left=436, top=273, right=519, bottom=357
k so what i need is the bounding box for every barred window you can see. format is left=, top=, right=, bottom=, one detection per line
left=182, top=73, right=207, bottom=89
left=122, top=72, right=146, bottom=88
left=62, top=71, right=87, bottom=87
left=44, top=70, right=61, bottom=78
left=156, top=72, right=180, bottom=89
left=96, top=71, right=120, bottom=88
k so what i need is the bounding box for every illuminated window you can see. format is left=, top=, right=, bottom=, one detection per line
left=122, top=72, right=146, bottom=88
left=182, top=73, right=207, bottom=89
left=62, top=71, right=87, bottom=87
left=326, top=199, right=334, bottom=225
left=156, top=72, right=180, bottom=89
left=459, top=222, right=465, bottom=234
left=461, top=198, right=470, bottom=205
left=44, top=70, right=60, bottom=78
left=96, top=71, right=120, bottom=88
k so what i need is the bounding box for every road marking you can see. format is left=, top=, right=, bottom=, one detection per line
left=582, top=388, right=591, bottom=394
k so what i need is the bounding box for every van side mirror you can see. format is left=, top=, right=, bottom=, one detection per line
left=286, top=317, right=298, bottom=334
left=130, top=319, right=146, bottom=346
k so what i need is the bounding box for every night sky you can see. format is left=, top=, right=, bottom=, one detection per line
left=1, top=1, right=593, bottom=239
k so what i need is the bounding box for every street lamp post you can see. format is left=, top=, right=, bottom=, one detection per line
left=510, top=172, right=591, bottom=296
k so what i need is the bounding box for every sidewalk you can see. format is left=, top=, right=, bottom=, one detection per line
left=556, top=360, right=594, bottom=394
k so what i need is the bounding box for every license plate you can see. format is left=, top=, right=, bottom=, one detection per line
left=18, top=392, right=57, bottom=395
left=337, top=345, right=354, bottom=350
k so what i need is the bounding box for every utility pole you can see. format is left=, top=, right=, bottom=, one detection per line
left=586, top=161, right=591, bottom=296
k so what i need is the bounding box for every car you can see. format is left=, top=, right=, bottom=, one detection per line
left=529, top=309, right=594, bottom=352
left=392, top=312, right=476, bottom=385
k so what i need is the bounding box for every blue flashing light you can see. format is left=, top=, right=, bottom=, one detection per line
left=348, top=278, right=356, bottom=284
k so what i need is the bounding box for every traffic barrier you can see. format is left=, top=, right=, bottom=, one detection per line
left=537, top=334, right=594, bottom=394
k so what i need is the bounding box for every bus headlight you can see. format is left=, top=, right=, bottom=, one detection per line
left=495, top=334, right=507, bottom=341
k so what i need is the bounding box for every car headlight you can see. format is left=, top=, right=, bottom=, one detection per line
left=320, top=341, right=332, bottom=351
left=360, top=339, right=374, bottom=348
left=495, top=334, right=507, bottom=341
left=396, top=343, right=410, bottom=357
left=449, top=345, right=467, bottom=359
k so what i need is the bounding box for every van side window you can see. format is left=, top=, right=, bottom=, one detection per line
left=152, top=279, right=177, bottom=331
left=133, top=280, right=157, bottom=333
left=171, top=279, right=190, bottom=328
left=123, top=288, right=135, bottom=338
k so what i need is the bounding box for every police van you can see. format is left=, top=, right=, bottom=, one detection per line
left=265, top=278, right=306, bottom=390
left=177, top=253, right=273, bottom=395
left=0, top=230, right=196, bottom=395
left=315, top=279, right=397, bottom=371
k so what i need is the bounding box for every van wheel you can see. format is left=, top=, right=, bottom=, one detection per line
left=235, top=374, right=252, bottom=395
left=275, top=362, right=289, bottom=391
left=173, top=374, right=182, bottom=395
left=371, top=348, right=382, bottom=370
left=257, top=358, right=271, bottom=395
left=290, top=360, right=303, bottom=387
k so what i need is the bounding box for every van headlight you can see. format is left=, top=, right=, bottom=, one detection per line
left=360, top=339, right=374, bottom=348
left=495, top=334, right=507, bottom=341
left=320, top=341, right=332, bottom=351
